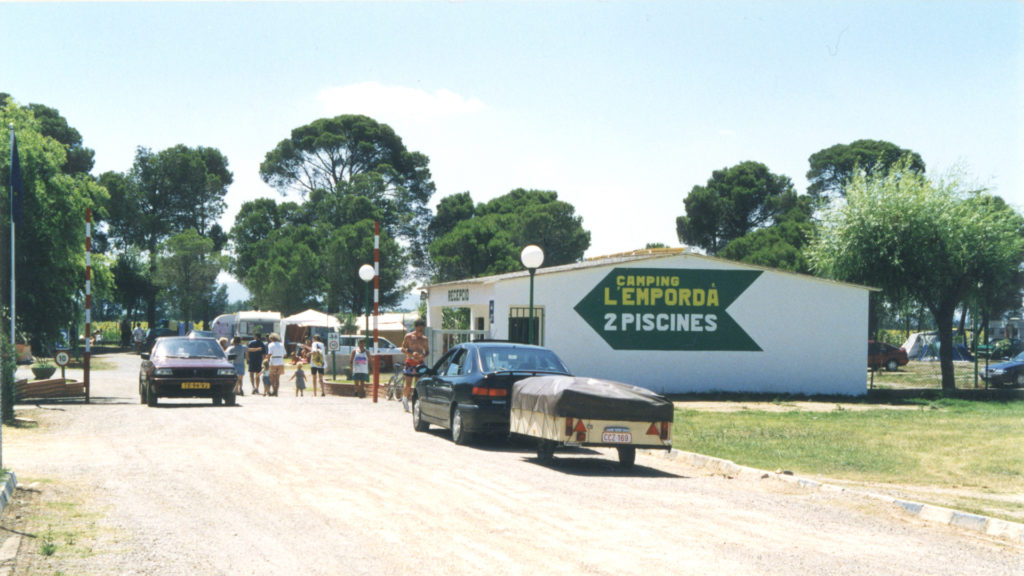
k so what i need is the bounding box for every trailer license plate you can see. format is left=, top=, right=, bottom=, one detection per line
left=602, top=428, right=631, bottom=444
left=181, top=382, right=210, bottom=390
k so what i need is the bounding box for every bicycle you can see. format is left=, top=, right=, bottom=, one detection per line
left=384, top=370, right=404, bottom=401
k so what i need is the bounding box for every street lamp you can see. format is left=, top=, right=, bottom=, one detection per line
left=358, top=264, right=375, bottom=350
left=520, top=245, right=544, bottom=345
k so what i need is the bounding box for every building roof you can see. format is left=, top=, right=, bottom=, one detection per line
left=425, top=247, right=877, bottom=292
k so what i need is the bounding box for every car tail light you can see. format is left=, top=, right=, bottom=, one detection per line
left=471, top=386, right=507, bottom=398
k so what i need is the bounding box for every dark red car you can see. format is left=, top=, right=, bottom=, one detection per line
left=868, top=340, right=909, bottom=371
left=139, top=335, right=238, bottom=406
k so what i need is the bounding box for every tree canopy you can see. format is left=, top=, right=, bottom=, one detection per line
left=1, top=98, right=109, bottom=348
left=676, top=161, right=798, bottom=255
left=153, top=230, right=223, bottom=325
left=259, top=115, right=435, bottom=274
left=717, top=196, right=815, bottom=273
left=429, top=189, right=590, bottom=282
left=102, top=144, right=233, bottom=324
left=806, top=139, right=925, bottom=202
left=807, top=162, right=1024, bottom=391
left=228, top=197, right=409, bottom=316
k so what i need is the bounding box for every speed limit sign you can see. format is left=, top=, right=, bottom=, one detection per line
left=55, top=351, right=70, bottom=366
left=327, top=332, right=340, bottom=352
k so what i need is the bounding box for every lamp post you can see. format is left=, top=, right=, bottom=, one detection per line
left=358, top=264, right=375, bottom=350
left=520, top=245, right=544, bottom=345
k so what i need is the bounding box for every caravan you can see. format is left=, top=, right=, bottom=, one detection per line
left=212, top=311, right=282, bottom=340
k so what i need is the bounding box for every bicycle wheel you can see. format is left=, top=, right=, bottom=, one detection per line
left=387, top=372, right=401, bottom=400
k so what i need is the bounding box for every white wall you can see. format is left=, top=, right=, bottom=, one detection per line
left=430, top=255, right=868, bottom=396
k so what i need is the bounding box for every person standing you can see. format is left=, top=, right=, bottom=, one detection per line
left=400, top=319, right=429, bottom=412
left=132, top=323, right=145, bottom=353
left=227, top=336, right=247, bottom=396
left=120, top=318, right=131, bottom=349
left=247, top=332, right=267, bottom=395
left=267, top=333, right=286, bottom=397
left=350, top=339, right=369, bottom=398
left=309, top=334, right=327, bottom=397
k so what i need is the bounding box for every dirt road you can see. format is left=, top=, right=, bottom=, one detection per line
left=2, top=353, right=1020, bottom=575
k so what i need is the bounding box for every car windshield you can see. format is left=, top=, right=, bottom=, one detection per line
left=1012, top=350, right=1024, bottom=362
left=478, top=348, right=569, bottom=374
left=153, top=338, right=225, bottom=359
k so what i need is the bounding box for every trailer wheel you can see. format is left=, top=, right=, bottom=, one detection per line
left=537, top=439, right=556, bottom=464
left=617, top=446, right=636, bottom=469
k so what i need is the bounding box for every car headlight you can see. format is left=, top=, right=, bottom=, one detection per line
left=154, top=368, right=173, bottom=376
left=984, top=369, right=1004, bottom=377
left=218, top=368, right=237, bottom=376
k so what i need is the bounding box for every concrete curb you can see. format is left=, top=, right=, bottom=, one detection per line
left=652, top=448, right=1024, bottom=544
left=0, top=471, right=17, bottom=516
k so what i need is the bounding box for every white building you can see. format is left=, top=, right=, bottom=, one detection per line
left=424, top=249, right=871, bottom=396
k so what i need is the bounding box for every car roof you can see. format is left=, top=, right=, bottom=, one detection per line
left=456, top=341, right=553, bottom=351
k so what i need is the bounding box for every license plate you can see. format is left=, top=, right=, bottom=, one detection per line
left=181, top=382, right=210, bottom=390
left=602, top=429, right=632, bottom=444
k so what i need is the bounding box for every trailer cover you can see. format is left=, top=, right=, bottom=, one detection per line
left=512, top=376, right=674, bottom=422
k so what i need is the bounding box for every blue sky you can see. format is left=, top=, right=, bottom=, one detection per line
left=4, top=1, right=1022, bottom=298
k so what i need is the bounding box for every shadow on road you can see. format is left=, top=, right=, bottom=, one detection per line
left=520, top=453, right=686, bottom=478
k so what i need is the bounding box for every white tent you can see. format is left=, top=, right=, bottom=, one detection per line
left=283, top=309, right=341, bottom=329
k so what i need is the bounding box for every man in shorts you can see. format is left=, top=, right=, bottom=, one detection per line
left=400, top=319, right=429, bottom=412
left=247, top=332, right=267, bottom=395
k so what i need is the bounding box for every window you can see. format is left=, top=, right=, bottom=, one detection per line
left=508, top=306, right=544, bottom=345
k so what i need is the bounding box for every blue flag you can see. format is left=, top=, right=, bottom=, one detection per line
left=10, top=132, right=24, bottom=227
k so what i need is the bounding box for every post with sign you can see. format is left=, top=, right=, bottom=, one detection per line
left=327, top=332, right=340, bottom=380
left=55, top=350, right=70, bottom=381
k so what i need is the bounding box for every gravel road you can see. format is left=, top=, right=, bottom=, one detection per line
left=2, top=352, right=1020, bottom=575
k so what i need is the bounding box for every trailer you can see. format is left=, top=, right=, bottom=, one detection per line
left=511, top=375, right=674, bottom=468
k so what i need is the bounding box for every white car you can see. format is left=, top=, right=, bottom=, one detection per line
left=328, top=335, right=404, bottom=371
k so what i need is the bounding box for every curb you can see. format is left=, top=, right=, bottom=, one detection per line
left=0, top=471, right=17, bottom=517
left=653, top=448, right=1024, bottom=544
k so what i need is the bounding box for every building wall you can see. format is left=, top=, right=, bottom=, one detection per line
left=428, top=254, right=868, bottom=396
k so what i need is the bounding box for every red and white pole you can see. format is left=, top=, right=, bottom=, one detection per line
left=371, top=221, right=380, bottom=403
left=84, top=207, right=92, bottom=403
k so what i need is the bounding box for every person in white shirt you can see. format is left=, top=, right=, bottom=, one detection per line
left=266, top=333, right=286, bottom=396
left=309, top=334, right=327, bottom=397
left=132, top=323, right=145, bottom=353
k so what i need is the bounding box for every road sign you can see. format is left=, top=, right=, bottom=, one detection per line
left=574, top=267, right=763, bottom=351
left=55, top=351, right=71, bottom=366
left=327, top=332, right=340, bottom=351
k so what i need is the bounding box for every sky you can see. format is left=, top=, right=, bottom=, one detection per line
left=3, top=1, right=1022, bottom=300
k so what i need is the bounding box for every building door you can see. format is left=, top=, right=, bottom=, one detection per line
left=508, top=307, right=544, bottom=345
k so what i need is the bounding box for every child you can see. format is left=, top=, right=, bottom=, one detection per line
left=290, top=364, right=307, bottom=397
left=350, top=339, right=369, bottom=398
left=261, top=358, right=272, bottom=397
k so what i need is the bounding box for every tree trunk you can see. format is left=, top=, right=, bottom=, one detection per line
left=934, top=306, right=957, bottom=392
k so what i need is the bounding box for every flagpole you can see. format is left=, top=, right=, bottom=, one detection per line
left=4, top=123, right=12, bottom=469
left=8, top=124, right=14, bottom=348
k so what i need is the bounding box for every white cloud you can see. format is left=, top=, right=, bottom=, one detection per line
left=317, top=82, right=486, bottom=124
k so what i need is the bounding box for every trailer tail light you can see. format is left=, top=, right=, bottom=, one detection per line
left=572, top=418, right=587, bottom=442
left=646, top=423, right=659, bottom=436
left=471, top=387, right=507, bottom=398
left=660, top=421, right=670, bottom=440
left=565, top=417, right=574, bottom=436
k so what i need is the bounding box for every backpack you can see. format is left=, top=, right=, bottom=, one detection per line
left=312, top=349, right=324, bottom=366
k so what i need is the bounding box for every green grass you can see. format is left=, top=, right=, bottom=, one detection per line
left=673, top=397, right=1024, bottom=522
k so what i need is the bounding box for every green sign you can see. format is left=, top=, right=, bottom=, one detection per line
left=574, top=268, right=762, bottom=351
